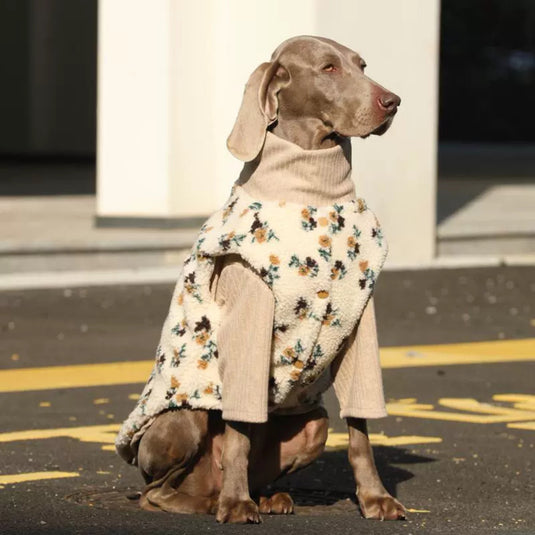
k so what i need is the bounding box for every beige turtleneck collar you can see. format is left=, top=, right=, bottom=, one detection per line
left=236, top=132, right=356, bottom=206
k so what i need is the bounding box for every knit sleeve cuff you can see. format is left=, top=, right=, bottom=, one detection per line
left=222, top=409, right=269, bottom=424
left=340, top=406, right=388, bottom=419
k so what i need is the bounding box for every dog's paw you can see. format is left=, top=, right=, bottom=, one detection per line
left=358, top=491, right=406, bottom=521
left=216, top=497, right=262, bottom=524
left=258, top=492, right=294, bottom=514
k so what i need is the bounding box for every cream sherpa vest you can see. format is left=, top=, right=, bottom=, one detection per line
left=116, top=134, right=388, bottom=457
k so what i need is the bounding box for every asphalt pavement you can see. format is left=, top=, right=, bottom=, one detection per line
left=0, top=266, right=534, bottom=534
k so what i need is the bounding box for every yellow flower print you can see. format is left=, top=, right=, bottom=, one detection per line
left=318, top=235, right=331, bottom=248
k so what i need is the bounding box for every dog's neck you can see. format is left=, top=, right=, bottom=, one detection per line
left=236, top=132, right=356, bottom=205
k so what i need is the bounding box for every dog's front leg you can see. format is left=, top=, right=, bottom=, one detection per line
left=216, top=421, right=261, bottom=524
left=347, top=417, right=406, bottom=520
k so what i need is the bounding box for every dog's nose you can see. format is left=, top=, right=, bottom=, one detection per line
left=377, top=92, right=401, bottom=112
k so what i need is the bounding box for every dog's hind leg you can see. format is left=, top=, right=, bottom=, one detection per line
left=137, top=409, right=220, bottom=514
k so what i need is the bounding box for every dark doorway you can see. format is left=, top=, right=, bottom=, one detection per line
left=0, top=0, right=97, bottom=195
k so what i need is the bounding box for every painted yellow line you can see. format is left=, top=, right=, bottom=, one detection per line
left=0, top=361, right=151, bottom=393
left=325, top=431, right=442, bottom=450
left=0, top=338, right=533, bottom=393
left=380, top=338, right=535, bottom=369
left=0, top=424, right=119, bottom=444
left=0, top=471, right=79, bottom=485
left=386, top=397, right=535, bottom=424
left=508, top=421, right=535, bottom=431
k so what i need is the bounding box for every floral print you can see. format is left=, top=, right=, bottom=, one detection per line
left=328, top=204, right=345, bottom=234
left=322, top=303, right=341, bottom=327
left=330, top=260, right=347, bottom=280
left=259, top=254, right=281, bottom=287
left=358, top=260, right=377, bottom=290
left=250, top=212, right=279, bottom=243
left=222, top=196, right=239, bottom=223
left=117, top=186, right=387, bottom=456
left=347, top=224, right=362, bottom=260
left=318, top=234, right=332, bottom=261
left=171, top=344, right=186, bottom=366
left=372, top=224, right=384, bottom=247
left=218, top=231, right=247, bottom=251
left=289, top=255, right=319, bottom=277
left=301, top=206, right=318, bottom=231
left=184, top=271, right=202, bottom=303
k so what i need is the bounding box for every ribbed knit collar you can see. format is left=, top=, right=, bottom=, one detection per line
left=236, top=132, right=356, bottom=206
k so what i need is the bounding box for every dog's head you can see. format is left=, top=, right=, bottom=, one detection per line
left=228, top=35, right=401, bottom=161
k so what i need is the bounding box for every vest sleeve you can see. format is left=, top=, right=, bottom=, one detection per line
left=331, top=298, right=387, bottom=419
left=215, top=255, right=274, bottom=423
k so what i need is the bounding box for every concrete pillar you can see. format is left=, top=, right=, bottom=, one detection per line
left=97, top=0, right=440, bottom=266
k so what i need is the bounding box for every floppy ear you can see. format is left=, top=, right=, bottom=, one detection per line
left=227, top=61, right=289, bottom=162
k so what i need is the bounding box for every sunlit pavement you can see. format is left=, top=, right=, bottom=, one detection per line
left=1, top=266, right=534, bottom=534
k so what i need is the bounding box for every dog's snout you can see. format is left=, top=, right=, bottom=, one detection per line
left=377, top=92, right=401, bottom=113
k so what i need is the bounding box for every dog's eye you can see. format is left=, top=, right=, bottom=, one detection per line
left=322, top=64, right=337, bottom=73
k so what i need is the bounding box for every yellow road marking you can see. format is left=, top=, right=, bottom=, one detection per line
left=326, top=430, right=442, bottom=450
left=380, top=338, right=535, bottom=369
left=0, top=361, right=151, bottom=393
left=387, top=395, right=535, bottom=425
left=0, top=471, right=79, bottom=485
left=0, top=339, right=532, bottom=394
left=508, top=421, right=535, bottom=431
left=0, top=424, right=119, bottom=445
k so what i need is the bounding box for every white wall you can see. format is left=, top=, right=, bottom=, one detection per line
left=97, top=0, right=440, bottom=266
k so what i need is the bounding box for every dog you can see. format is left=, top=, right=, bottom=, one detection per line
left=116, top=35, right=404, bottom=524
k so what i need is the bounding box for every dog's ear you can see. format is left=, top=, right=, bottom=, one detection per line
left=227, top=61, right=290, bottom=162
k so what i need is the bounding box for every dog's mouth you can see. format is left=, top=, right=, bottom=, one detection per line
left=360, top=114, right=396, bottom=139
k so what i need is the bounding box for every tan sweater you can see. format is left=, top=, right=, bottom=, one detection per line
left=213, top=132, right=387, bottom=422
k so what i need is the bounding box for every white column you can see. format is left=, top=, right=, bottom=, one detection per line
left=97, top=0, right=174, bottom=217
left=97, top=0, right=440, bottom=267
left=317, top=0, right=440, bottom=267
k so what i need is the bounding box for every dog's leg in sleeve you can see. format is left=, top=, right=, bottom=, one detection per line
left=332, top=298, right=406, bottom=520
left=212, top=256, right=274, bottom=522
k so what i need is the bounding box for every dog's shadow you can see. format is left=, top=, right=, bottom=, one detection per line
left=262, top=446, right=435, bottom=507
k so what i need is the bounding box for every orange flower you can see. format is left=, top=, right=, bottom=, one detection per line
left=357, top=199, right=366, bottom=213
left=301, top=208, right=310, bottom=219
left=293, top=360, right=304, bottom=369
left=322, top=315, right=333, bottom=326
left=330, top=267, right=339, bottom=280
left=283, top=347, right=296, bottom=359
left=228, top=231, right=236, bottom=239
left=347, top=236, right=356, bottom=248
left=290, top=370, right=301, bottom=381
left=195, top=332, right=209, bottom=345
left=317, top=290, right=329, bottom=299
left=204, top=385, right=213, bottom=394
left=240, top=208, right=249, bottom=217
left=318, top=235, right=331, bottom=248
left=175, top=393, right=188, bottom=402
left=204, top=226, right=214, bottom=232
left=329, top=211, right=337, bottom=222
left=170, top=376, right=180, bottom=388
left=197, top=359, right=208, bottom=369
left=269, top=254, right=280, bottom=265
left=318, top=217, right=328, bottom=227
left=177, top=293, right=184, bottom=305
left=254, top=228, right=267, bottom=243
left=359, top=260, right=369, bottom=273
left=298, top=265, right=309, bottom=276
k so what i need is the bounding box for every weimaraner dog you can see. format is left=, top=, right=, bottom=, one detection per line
left=134, top=36, right=404, bottom=523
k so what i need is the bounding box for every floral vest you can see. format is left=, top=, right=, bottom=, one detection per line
left=116, top=185, right=387, bottom=456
